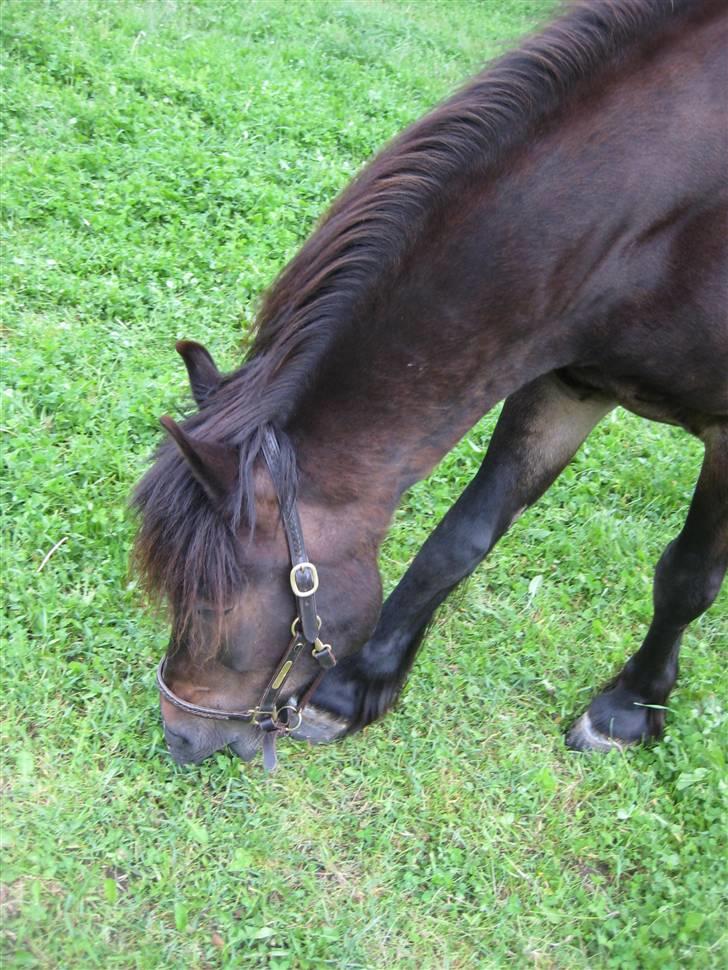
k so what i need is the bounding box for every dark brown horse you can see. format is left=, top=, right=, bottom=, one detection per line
left=134, top=0, right=727, bottom=767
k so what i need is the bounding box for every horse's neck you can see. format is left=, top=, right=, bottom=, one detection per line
left=288, top=184, right=572, bottom=523
left=284, top=210, right=581, bottom=533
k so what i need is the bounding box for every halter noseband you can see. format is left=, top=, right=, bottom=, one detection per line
left=156, top=428, right=337, bottom=769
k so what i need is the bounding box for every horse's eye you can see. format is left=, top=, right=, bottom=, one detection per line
left=195, top=606, right=234, bottom=616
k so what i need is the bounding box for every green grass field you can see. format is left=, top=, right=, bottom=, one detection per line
left=1, top=1, right=726, bottom=967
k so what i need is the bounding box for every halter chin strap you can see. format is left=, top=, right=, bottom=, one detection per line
left=156, top=427, right=337, bottom=770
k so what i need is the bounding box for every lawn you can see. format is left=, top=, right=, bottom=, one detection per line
left=1, top=1, right=726, bottom=967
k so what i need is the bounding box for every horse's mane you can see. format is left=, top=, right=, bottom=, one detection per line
left=133, top=0, right=707, bottom=639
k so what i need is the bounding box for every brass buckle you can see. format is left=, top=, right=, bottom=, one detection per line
left=249, top=708, right=265, bottom=727
left=290, top=562, right=319, bottom=597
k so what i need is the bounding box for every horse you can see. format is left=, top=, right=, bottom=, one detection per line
left=133, top=0, right=727, bottom=769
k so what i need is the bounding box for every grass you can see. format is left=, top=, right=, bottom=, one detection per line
left=1, top=1, right=726, bottom=967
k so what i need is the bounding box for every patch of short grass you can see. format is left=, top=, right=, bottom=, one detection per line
left=2, top=2, right=726, bottom=968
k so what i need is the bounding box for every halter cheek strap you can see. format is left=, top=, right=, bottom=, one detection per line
left=261, top=431, right=323, bottom=649
left=156, top=428, right=337, bottom=771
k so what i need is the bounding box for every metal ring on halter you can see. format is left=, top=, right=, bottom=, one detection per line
left=290, top=615, right=322, bottom=637
left=275, top=704, right=303, bottom=733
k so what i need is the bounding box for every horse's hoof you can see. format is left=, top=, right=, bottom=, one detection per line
left=565, top=712, right=633, bottom=753
left=291, top=703, right=350, bottom=744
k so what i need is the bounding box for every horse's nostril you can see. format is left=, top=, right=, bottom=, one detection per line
left=164, top=725, right=192, bottom=747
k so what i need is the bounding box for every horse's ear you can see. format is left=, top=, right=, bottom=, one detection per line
left=159, top=416, right=238, bottom=507
left=175, top=340, right=221, bottom=406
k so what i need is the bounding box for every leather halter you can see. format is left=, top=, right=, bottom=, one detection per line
left=156, top=428, right=337, bottom=769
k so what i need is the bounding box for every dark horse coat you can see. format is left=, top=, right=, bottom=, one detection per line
left=134, top=0, right=727, bottom=766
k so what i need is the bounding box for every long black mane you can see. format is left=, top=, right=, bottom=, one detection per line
left=132, top=0, right=706, bottom=639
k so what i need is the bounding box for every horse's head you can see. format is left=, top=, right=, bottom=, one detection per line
left=133, top=342, right=382, bottom=767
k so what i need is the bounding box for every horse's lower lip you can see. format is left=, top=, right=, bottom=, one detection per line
left=228, top=735, right=263, bottom=762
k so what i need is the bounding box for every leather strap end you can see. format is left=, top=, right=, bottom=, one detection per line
left=262, top=731, right=279, bottom=773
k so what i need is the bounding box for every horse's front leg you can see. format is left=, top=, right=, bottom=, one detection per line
left=296, top=373, right=614, bottom=741
left=568, top=424, right=727, bottom=751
